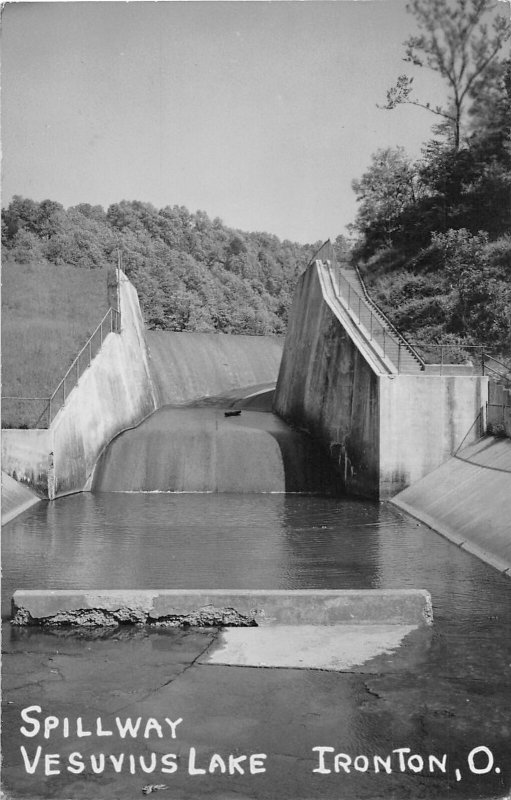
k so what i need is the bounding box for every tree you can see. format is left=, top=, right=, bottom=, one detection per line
left=468, top=58, right=511, bottom=161
left=351, top=147, right=423, bottom=250
left=382, top=0, right=510, bottom=151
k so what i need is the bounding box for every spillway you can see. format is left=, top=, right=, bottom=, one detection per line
left=92, top=406, right=340, bottom=494
left=147, top=331, right=283, bottom=406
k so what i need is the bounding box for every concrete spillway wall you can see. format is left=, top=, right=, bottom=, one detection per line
left=147, top=330, right=283, bottom=406
left=2, top=272, right=158, bottom=499
left=274, top=262, right=379, bottom=497
left=274, top=260, right=488, bottom=499
left=2, top=278, right=284, bottom=505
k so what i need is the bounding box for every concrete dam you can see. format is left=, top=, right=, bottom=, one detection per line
left=86, top=324, right=338, bottom=494
left=4, top=249, right=511, bottom=800
left=2, top=249, right=510, bottom=574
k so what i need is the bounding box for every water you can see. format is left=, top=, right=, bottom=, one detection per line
left=91, top=407, right=340, bottom=494
left=3, top=492, right=511, bottom=798
left=3, top=492, right=510, bottom=630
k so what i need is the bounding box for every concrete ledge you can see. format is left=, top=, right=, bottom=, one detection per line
left=11, top=588, right=433, bottom=628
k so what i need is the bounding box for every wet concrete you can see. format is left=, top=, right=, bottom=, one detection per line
left=204, top=623, right=423, bottom=669
left=92, top=407, right=340, bottom=494
left=2, top=620, right=511, bottom=799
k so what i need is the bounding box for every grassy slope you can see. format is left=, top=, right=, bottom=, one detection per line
left=2, top=259, right=109, bottom=426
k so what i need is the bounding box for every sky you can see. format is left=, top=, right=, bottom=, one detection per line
left=2, top=0, right=454, bottom=244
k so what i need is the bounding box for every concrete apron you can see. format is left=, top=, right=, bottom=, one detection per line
left=5, top=590, right=510, bottom=800
left=11, top=589, right=432, bottom=671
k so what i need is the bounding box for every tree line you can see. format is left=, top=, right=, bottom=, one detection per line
left=2, top=198, right=325, bottom=336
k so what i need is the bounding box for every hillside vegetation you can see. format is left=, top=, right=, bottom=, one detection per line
left=350, top=0, right=511, bottom=362
left=2, top=199, right=320, bottom=337
left=1, top=259, right=109, bottom=426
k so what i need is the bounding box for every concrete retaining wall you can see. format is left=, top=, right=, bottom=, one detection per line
left=379, top=373, right=487, bottom=496
left=2, top=272, right=158, bottom=499
left=50, top=273, right=158, bottom=497
left=11, top=588, right=433, bottom=627
left=274, top=262, right=379, bottom=497
left=274, top=260, right=488, bottom=499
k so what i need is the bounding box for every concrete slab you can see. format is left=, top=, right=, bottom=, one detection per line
left=2, top=621, right=510, bottom=799
left=203, top=624, right=418, bottom=670
left=11, top=588, right=433, bottom=628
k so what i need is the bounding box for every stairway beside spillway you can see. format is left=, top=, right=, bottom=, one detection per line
left=92, top=403, right=340, bottom=494
left=337, top=267, right=423, bottom=373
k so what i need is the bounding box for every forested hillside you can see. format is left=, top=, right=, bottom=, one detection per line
left=350, top=0, right=511, bottom=360
left=1, top=199, right=321, bottom=336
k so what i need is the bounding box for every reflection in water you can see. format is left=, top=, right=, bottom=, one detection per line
left=3, top=491, right=511, bottom=630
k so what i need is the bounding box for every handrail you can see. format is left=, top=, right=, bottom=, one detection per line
left=484, top=363, right=511, bottom=387
left=310, top=241, right=425, bottom=373
left=50, top=307, right=119, bottom=404
left=38, top=307, right=120, bottom=427
left=2, top=306, right=120, bottom=429
left=353, top=265, right=425, bottom=370
left=484, top=353, right=511, bottom=376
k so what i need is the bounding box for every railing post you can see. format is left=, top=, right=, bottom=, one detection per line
left=48, top=398, right=52, bottom=427
left=89, top=339, right=92, bottom=367
left=63, top=378, right=66, bottom=403
left=348, top=284, right=351, bottom=309
left=383, top=328, right=386, bottom=357
left=398, top=343, right=401, bottom=372
left=370, top=312, right=373, bottom=340
left=440, top=345, right=444, bottom=376
left=358, top=296, right=361, bottom=323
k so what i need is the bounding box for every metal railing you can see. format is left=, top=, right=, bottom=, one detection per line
left=353, top=265, right=425, bottom=370
left=2, top=307, right=120, bottom=429
left=454, top=409, right=486, bottom=454
left=407, top=342, right=486, bottom=373
left=405, top=345, right=511, bottom=379
left=310, top=241, right=424, bottom=373
left=309, top=241, right=511, bottom=379
left=483, top=354, right=511, bottom=386
left=333, top=268, right=421, bottom=371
